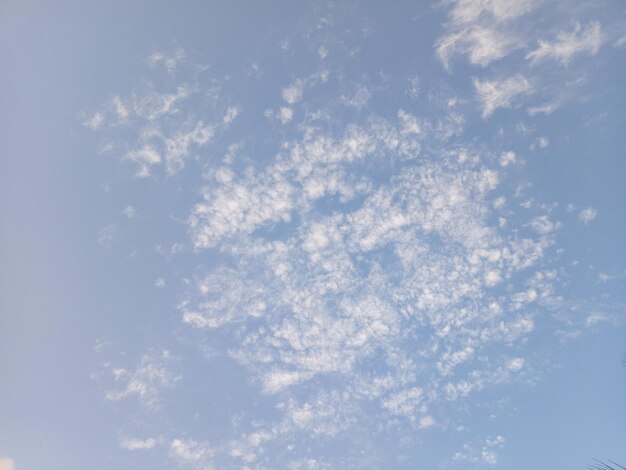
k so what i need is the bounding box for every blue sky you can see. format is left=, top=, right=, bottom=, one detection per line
left=1, top=1, right=626, bottom=469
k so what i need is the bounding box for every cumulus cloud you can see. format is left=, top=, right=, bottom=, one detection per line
left=170, top=439, right=213, bottom=468
left=222, top=106, right=240, bottom=126
left=526, top=22, right=603, bottom=65
left=282, top=80, right=304, bottom=104
left=499, top=151, right=516, bottom=167
left=579, top=207, right=597, bottom=224
left=474, top=75, right=533, bottom=118
left=279, top=106, right=293, bottom=124
left=419, top=415, right=436, bottom=429
left=529, top=215, right=559, bottom=235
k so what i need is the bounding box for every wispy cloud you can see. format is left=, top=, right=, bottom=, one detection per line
left=120, top=437, right=157, bottom=450
left=146, top=49, right=185, bottom=72
left=436, top=0, right=535, bottom=69
left=474, top=75, right=533, bottom=118
left=105, top=351, right=179, bottom=409
left=222, top=106, right=239, bottom=126
left=526, top=22, right=603, bottom=65
left=452, top=435, right=506, bottom=465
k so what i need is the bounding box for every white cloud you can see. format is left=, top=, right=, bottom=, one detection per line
left=282, top=80, right=304, bottom=104
left=527, top=102, right=559, bottom=116
left=383, top=387, right=423, bottom=416
left=85, top=47, right=596, bottom=464
left=579, top=207, right=597, bottom=224
left=511, top=288, right=538, bottom=306
left=529, top=215, right=559, bottom=234
left=111, top=96, right=130, bottom=123
left=97, top=224, right=117, bottom=246
left=0, top=458, right=14, bottom=470
left=586, top=312, right=609, bottom=327
left=279, top=106, right=294, bottom=124
left=407, top=76, right=420, bottom=98
left=453, top=435, right=506, bottom=465
left=105, top=351, right=179, bottom=408
left=120, top=437, right=157, bottom=450
left=180, top=119, right=551, bottom=437
left=447, top=0, right=532, bottom=24
left=123, top=114, right=215, bottom=176
left=155, top=277, right=166, bottom=288
left=283, top=391, right=353, bottom=436
left=506, top=357, right=525, bottom=372
left=146, top=49, right=185, bottom=72
left=597, top=273, right=614, bottom=284
left=482, top=449, right=498, bottom=464
left=485, top=270, right=502, bottom=286
left=263, top=370, right=311, bottom=394
left=123, top=205, right=136, bottom=218
left=437, top=26, right=520, bottom=69
left=170, top=439, right=213, bottom=467
left=341, top=84, right=371, bottom=108
left=125, top=146, right=161, bottom=177
left=188, top=168, right=295, bottom=249
left=474, top=75, right=532, bottom=118
left=537, top=136, right=550, bottom=149
left=83, top=111, right=104, bottom=130
left=133, top=85, right=191, bottom=121
left=526, top=22, right=603, bottom=65
left=486, top=435, right=506, bottom=447
left=162, top=121, right=214, bottom=175
left=615, top=34, right=626, bottom=48
left=436, top=0, right=534, bottom=69
left=419, top=415, right=436, bottom=429
left=398, top=109, right=421, bottom=134
left=499, top=151, right=516, bottom=167
left=222, top=106, right=240, bottom=126
left=318, top=45, right=329, bottom=59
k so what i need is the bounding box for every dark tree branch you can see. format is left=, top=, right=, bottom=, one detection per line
left=589, top=459, right=626, bottom=470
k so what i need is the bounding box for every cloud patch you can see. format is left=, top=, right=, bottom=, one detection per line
left=436, top=0, right=534, bottom=69
left=474, top=75, right=533, bottom=118
left=526, top=22, right=603, bottom=65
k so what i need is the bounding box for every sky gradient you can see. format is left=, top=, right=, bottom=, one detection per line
left=1, top=1, right=626, bottom=469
